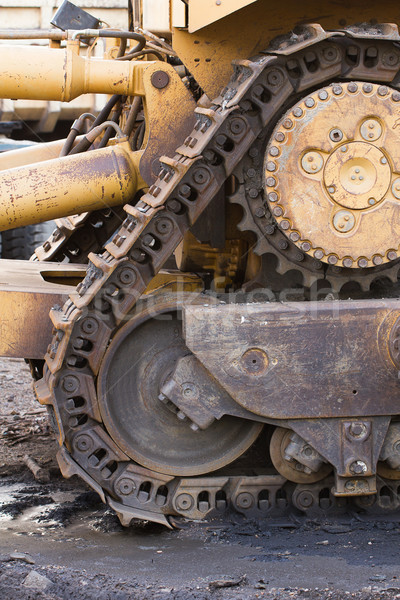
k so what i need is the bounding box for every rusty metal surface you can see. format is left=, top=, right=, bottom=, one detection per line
left=160, top=353, right=259, bottom=429
left=183, top=299, right=400, bottom=419
left=97, top=298, right=262, bottom=476
left=0, top=260, right=85, bottom=359
left=269, top=427, right=332, bottom=484
left=288, top=417, right=390, bottom=496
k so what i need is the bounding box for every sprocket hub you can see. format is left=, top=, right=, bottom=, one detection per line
left=265, top=82, right=400, bottom=269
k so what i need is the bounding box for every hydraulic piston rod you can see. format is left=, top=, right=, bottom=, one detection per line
left=0, top=142, right=142, bottom=231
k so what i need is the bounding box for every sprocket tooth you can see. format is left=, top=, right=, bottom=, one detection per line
left=253, top=236, right=273, bottom=256
left=229, top=190, right=247, bottom=208
left=359, top=277, right=374, bottom=293
left=274, top=256, right=287, bottom=276
left=238, top=216, right=258, bottom=234
left=302, top=271, right=317, bottom=289
left=329, top=279, right=343, bottom=295
left=387, top=268, right=400, bottom=284
left=376, top=266, right=400, bottom=285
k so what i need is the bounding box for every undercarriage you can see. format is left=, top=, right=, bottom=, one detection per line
left=1, top=1, right=400, bottom=527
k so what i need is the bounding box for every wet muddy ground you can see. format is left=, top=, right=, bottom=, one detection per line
left=1, top=358, right=400, bottom=599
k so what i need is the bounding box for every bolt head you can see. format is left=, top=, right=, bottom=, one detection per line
left=349, top=422, right=364, bottom=436
left=329, top=129, right=343, bottom=143
left=236, top=492, right=254, bottom=509
left=297, top=491, right=314, bottom=508
left=268, top=192, right=278, bottom=202
left=176, top=493, right=194, bottom=511
left=255, top=207, right=265, bottom=218
left=350, top=460, right=367, bottom=475
left=151, top=70, right=170, bottom=89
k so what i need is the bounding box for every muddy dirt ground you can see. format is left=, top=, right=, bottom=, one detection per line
left=1, top=358, right=400, bottom=600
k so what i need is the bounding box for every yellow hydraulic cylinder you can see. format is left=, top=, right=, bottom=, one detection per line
left=0, top=136, right=84, bottom=171
left=0, top=45, right=149, bottom=101
left=0, top=141, right=139, bottom=231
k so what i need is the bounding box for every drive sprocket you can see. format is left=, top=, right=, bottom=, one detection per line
left=231, top=65, right=400, bottom=296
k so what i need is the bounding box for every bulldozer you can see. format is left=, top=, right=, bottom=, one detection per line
left=2, top=0, right=400, bottom=528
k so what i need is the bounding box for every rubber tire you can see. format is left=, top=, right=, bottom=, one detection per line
left=0, top=222, right=55, bottom=260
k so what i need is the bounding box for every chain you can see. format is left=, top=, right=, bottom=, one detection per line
left=34, top=28, right=400, bottom=526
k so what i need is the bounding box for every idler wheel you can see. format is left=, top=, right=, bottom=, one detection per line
left=97, top=303, right=263, bottom=476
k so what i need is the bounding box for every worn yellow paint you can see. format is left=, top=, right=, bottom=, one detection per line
left=140, top=61, right=197, bottom=184
left=0, top=260, right=84, bottom=359
left=174, top=0, right=400, bottom=98
left=0, top=44, right=152, bottom=101
left=0, top=142, right=145, bottom=231
left=0, top=261, right=202, bottom=359
left=188, top=0, right=257, bottom=33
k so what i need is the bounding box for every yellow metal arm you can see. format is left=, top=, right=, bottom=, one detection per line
left=0, top=45, right=151, bottom=101
left=0, top=142, right=145, bottom=231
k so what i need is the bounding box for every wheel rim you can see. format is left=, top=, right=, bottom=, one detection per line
left=97, top=303, right=263, bottom=476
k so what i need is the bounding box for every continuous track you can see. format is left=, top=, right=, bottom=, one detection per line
left=34, top=26, right=400, bottom=526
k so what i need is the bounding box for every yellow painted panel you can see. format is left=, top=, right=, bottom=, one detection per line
left=188, top=0, right=257, bottom=33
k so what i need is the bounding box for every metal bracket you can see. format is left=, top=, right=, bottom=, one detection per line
left=160, top=353, right=253, bottom=430
left=288, top=417, right=390, bottom=496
